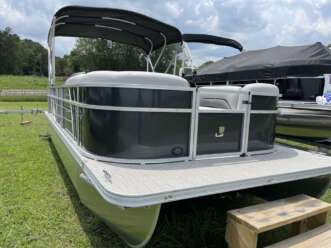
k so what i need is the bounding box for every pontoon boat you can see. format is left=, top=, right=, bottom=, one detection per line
left=47, top=7, right=331, bottom=247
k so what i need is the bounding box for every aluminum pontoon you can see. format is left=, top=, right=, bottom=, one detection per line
left=47, top=7, right=331, bottom=247
left=276, top=76, right=331, bottom=139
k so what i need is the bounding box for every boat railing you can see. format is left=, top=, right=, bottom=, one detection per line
left=48, top=84, right=196, bottom=164
left=48, top=83, right=278, bottom=165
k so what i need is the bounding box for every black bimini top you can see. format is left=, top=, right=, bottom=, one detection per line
left=188, top=42, right=331, bottom=83
left=50, top=6, right=182, bottom=53
left=182, top=33, right=243, bottom=52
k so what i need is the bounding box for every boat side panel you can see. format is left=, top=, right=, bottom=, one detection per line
left=197, top=113, right=243, bottom=154
left=80, top=109, right=191, bottom=159
left=251, top=95, right=277, bottom=110
left=48, top=119, right=161, bottom=248
left=248, top=114, right=276, bottom=151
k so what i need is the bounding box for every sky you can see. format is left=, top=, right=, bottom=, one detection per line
left=1, top=0, right=331, bottom=66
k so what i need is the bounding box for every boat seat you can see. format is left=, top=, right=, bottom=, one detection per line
left=200, top=98, right=231, bottom=109
left=241, top=83, right=279, bottom=96
left=237, top=83, right=279, bottom=110
left=199, top=86, right=242, bottom=109
left=199, top=84, right=279, bottom=111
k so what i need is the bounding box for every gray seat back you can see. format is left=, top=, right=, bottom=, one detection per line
left=199, top=86, right=242, bottom=109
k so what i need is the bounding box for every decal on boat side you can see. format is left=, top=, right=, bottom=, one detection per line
left=215, top=126, right=225, bottom=138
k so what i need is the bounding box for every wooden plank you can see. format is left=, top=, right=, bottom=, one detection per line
left=227, top=195, right=331, bottom=233
left=20, top=121, right=32, bottom=125
left=266, top=224, right=331, bottom=248
left=292, top=211, right=329, bottom=235
left=226, top=217, right=258, bottom=248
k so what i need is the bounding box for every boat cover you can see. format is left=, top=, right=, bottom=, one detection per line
left=188, top=42, right=331, bottom=83
left=182, top=33, right=243, bottom=52
left=50, top=6, right=182, bottom=53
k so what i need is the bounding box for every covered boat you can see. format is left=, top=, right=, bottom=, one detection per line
left=46, top=7, right=331, bottom=247
left=185, top=42, right=331, bottom=140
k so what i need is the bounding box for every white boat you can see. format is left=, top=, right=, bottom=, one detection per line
left=47, top=7, right=331, bottom=247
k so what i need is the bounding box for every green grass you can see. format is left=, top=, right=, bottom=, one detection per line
left=0, top=75, right=49, bottom=91
left=0, top=75, right=66, bottom=102
left=0, top=95, right=47, bottom=102
left=0, top=75, right=65, bottom=91
left=0, top=102, right=125, bottom=247
left=0, top=102, right=47, bottom=111
left=0, top=101, right=330, bottom=247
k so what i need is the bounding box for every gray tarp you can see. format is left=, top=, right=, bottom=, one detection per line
left=188, top=42, right=331, bottom=83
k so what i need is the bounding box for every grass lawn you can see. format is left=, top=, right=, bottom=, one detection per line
left=0, top=102, right=47, bottom=111
left=0, top=101, right=330, bottom=248
left=0, top=75, right=65, bottom=101
left=0, top=102, right=125, bottom=248
left=0, top=75, right=65, bottom=91
left=0, top=75, right=49, bottom=91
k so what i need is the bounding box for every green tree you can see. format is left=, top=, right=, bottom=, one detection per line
left=68, top=38, right=182, bottom=73
left=56, top=55, right=71, bottom=76
left=20, top=39, right=48, bottom=76
left=0, top=27, right=48, bottom=76
left=0, top=28, right=183, bottom=76
left=0, top=27, right=21, bottom=74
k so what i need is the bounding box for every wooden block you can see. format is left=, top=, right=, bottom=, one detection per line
left=292, top=211, right=330, bottom=235
left=305, top=211, right=329, bottom=230
left=20, top=121, right=32, bottom=125
left=228, top=194, right=331, bottom=233
left=226, top=217, right=258, bottom=248
left=266, top=224, right=331, bottom=248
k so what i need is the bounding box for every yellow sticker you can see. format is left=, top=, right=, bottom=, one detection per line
left=215, top=126, right=225, bottom=138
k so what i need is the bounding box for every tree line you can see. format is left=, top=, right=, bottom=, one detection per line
left=0, top=27, right=48, bottom=76
left=0, top=27, right=181, bottom=77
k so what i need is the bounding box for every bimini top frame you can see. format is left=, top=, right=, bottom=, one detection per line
left=47, top=5, right=183, bottom=85
left=182, top=34, right=243, bottom=52
left=175, top=33, right=244, bottom=78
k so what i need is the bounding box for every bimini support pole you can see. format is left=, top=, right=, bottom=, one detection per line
left=145, top=37, right=154, bottom=72
left=182, top=42, right=193, bottom=66
left=178, top=42, right=194, bottom=76
left=48, top=15, right=69, bottom=85
left=173, top=54, right=178, bottom=75
left=153, top=33, right=167, bottom=70
left=48, top=17, right=56, bottom=86
left=146, top=57, right=149, bottom=72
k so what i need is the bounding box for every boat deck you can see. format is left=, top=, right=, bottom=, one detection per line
left=46, top=112, right=331, bottom=208
left=85, top=145, right=331, bottom=207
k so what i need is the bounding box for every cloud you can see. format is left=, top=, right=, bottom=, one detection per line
left=165, top=2, right=183, bottom=17
left=0, top=0, right=331, bottom=66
